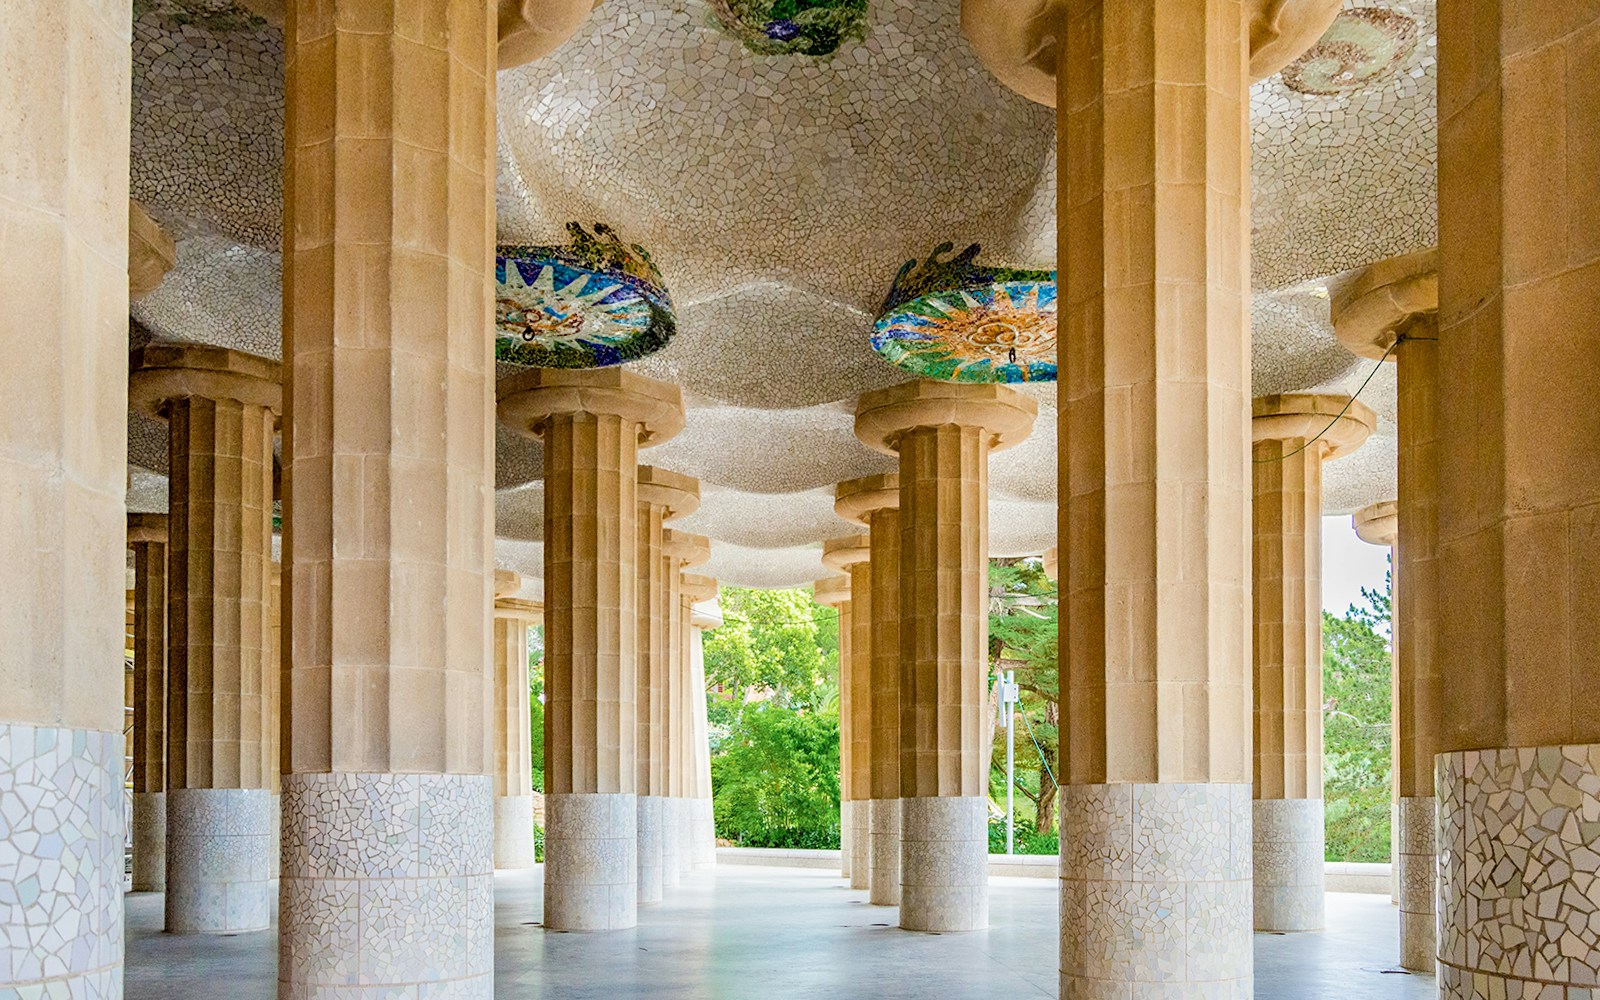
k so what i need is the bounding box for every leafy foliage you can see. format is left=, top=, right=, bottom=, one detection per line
left=529, top=625, right=545, bottom=793
left=711, top=703, right=840, bottom=848
left=987, top=559, right=1060, bottom=837
left=703, top=586, right=837, bottom=709
left=1322, top=572, right=1394, bottom=863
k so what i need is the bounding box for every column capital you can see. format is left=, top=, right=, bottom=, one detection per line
left=960, top=0, right=1340, bottom=109
left=664, top=528, right=711, bottom=569
left=821, top=534, right=870, bottom=573
left=1041, top=545, right=1057, bottom=582
left=854, top=380, right=1036, bottom=457
left=834, top=473, right=899, bottom=525
left=497, top=367, right=684, bottom=447
left=1353, top=500, right=1399, bottom=548
left=497, top=0, right=597, bottom=70
left=638, top=466, right=700, bottom=521
left=1331, top=248, right=1438, bottom=361
left=127, top=512, right=169, bottom=544
left=493, top=569, right=522, bottom=599
left=812, top=575, right=851, bottom=608
left=128, top=200, right=175, bottom=300
left=681, top=574, right=718, bottom=603
left=128, top=343, right=282, bottom=421
left=494, top=597, right=544, bottom=624
left=1251, top=393, right=1376, bottom=459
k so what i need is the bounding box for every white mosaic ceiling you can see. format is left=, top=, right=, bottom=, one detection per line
left=129, top=0, right=1434, bottom=587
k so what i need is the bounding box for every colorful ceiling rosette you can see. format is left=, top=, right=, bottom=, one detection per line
left=1281, top=8, right=1419, bottom=97
left=495, top=223, right=676, bottom=369
left=872, top=242, right=1057, bottom=384
left=708, top=0, right=869, bottom=57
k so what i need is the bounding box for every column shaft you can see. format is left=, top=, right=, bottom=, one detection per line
left=660, top=567, right=684, bottom=889
left=848, top=559, right=874, bottom=891
left=543, top=411, right=640, bottom=928
left=131, top=529, right=168, bottom=892
left=161, top=383, right=278, bottom=935
left=1435, top=3, right=1600, bottom=994
left=896, top=425, right=991, bottom=932
left=1394, top=332, right=1439, bottom=972
left=687, top=614, right=717, bottom=867
left=280, top=0, right=497, bottom=992
left=1058, top=0, right=1254, bottom=992
left=814, top=579, right=853, bottom=879
left=494, top=606, right=536, bottom=869
left=0, top=2, right=129, bottom=991
left=636, top=504, right=668, bottom=901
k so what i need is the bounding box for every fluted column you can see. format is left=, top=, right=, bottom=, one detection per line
left=1333, top=249, right=1439, bottom=973
left=661, top=531, right=710, bottom=885
left=492, top=570, right=541, bottom=870
left=636, top=468, right=700, bottom=901
left=836, top=475, right=902, bottom=906
left=682, top=573, right=720, bottom=869
left=812, top=575, right=854, bottom=878
left=856, top=381, right=1036, bottom=932
left=1251, top=393, right=1375, bottom=932
left=129, top=344, right=280, bottom=935
left=500, top=368, right=683, bottom=930
left=129, top=514, right=169, bottom=893
left=1055, top=1, right=1256, bottom=991
left=823, top=535, right=872, bottom=890
left=280, top=0, right=498, bottom=991
left=0, top=7, right=130, bottom=992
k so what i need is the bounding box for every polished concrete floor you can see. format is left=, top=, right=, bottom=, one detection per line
left=125, top=865, right=1436, bottom=999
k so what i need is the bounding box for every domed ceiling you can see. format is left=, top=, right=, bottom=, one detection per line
left=127, top=0, right=1435, bottom=588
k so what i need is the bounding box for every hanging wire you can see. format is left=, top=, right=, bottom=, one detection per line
left=1252, top=337, right=1398, bottom=465
left=1018, top=705, right=1058, bottom=791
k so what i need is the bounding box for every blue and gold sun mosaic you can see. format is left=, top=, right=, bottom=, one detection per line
left=873, top=243, right=1057, bottom=384
left=495, top=223, right=676, bottom=369
left=708, top=0, right=869, bottom=57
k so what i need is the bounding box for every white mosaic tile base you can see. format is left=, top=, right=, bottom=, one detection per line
left=675, top=795, right=694, bottom=879
left=132, top=790, right=166, bottom=892
left=1438, top=745, right=1600, bottom=996
left=1253, top=797, right=1325, bottom=932
left=840, top=800, right=854, bottom=878
left=851, top=799, right=872, bottom=891
left=690, top=797, right=716, bottom=869
left=494, top=793, right=537, bottom=870
left=0, top=723, right=124, bottom=998
left=1060, top=783, right=1253, bottom=997
left=869, top=797, right=901, bottom=906
left=637, top=795, right=664, bottom=903
left=279, top=772, right=494, bottom=998
left=1397, top=795, right=1436, bottom=973
left=661, top=798, right=681, bottom=890
left=164, top=788, right=273, bottom=934
left=545, top=792, right=637, bottom=931
left=900, top=796, right=987, bottom=932
left=269, top=793, right=280, bottom=882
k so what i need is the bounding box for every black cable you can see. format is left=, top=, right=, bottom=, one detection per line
left=1253, top=338, right=1398, bottom=466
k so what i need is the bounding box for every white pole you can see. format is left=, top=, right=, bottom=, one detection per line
left=1005, top=669, right=1015, bottom=856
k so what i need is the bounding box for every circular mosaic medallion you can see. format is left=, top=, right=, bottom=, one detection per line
left=707, top=0, right=869, bottom=57
left=873, top=243, right=1056, bottom=384
left=1282, top=8, right=1419, bottom=97
left=495, top=223, right=676, bottom=369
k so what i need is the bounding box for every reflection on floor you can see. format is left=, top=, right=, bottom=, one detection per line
left=124, top=865, right=1436, bottom=999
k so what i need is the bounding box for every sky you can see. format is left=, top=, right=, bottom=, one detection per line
left=1321, top=515, right=1391, bottom=616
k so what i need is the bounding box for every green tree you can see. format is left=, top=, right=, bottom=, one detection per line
left=703, top=586, right=835, bottom=708
left=529, top=624, right=545, bottom=793
left=987, top=559, right=1059, bottom=842
left=1322, top=571, right=1394, bottom=862
left=711, top=702, right=840, bottom=849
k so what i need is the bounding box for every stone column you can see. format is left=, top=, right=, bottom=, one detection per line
left=129, top=514, right=170, bottom=893
left=500, top=368, right=683, bottom=930
left=682, top=573, right=720, bottom=869
left=280, top=0, right=498, bottom=991
left=823, top=535, right=872, bottom=891
left=836, top=475, right=902, bottom=907
left=1332, top=249, right=1440, bottom=973
left=492, top=570, right=541, bottom=870
left=1351, top=500, right=1399, bottom=906
left=662, top=531, right=710, bottom=885
left=812, top=575, right=854, bottom=878
left=267, top=560, right=281, bottom=881
left=1055, top=1, right=1255, bottom=991
left=1251, top=393, right=1375, bottom=932
left=129, top=344, right=280, bottom=935
left=1433, top=7, right=1600, bottom=992
left=637, top=469, right=700, bottom=901
left=856, top=381, right=1036, bottom=932
left=0, top=3, right=129, bottom=992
